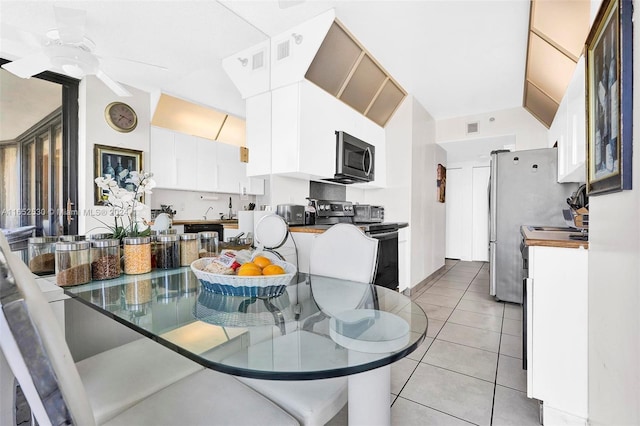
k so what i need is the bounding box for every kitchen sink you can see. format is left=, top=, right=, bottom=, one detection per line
left=529, top=226, right=577, bottom=232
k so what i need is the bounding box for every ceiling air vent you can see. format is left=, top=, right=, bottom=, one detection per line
left=252, top=50, right=265, bottom=70
left=276, top=40, right=291, bottom=61
left=467, top=122, right=479, bottom=134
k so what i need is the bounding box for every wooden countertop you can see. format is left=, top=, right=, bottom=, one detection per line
left=288, top=225, right=332, bottom=234
left=521, top=226, right=589, bottom=249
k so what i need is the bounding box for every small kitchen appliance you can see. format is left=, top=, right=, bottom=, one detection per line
left=276, top=204, right=305, bottom=226
left=324, top=131, right=375, bottom=184
left=353, top=205, right=384, bottom=223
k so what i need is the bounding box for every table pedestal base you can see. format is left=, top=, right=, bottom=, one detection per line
left=348, top=364, right=391, bottom=426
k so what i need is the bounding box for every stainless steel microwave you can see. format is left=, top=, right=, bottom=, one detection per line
left=326, top=131, right=375, bottom=184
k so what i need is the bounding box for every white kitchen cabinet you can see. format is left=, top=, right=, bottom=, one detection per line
left=217, top=142, right=247, bottom=194
left=290, top=232, right=318, bottom=273
left=247, top=80, right=386, bottom=187
left=196, top=137, right=218, bottom=192
left=552, top=57, right=586, bottom=183
left=174, top=132, right=198, bottom=190
left=526, top=244, right=588, bottom=425
left=149, top=126, right=177, bottom=188
left=398, top=227, right=409, bottom=292
left=150, top=126, right=263, bottom=195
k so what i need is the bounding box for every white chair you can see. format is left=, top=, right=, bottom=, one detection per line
left=0, top=235, right=299, bottom=426
left=238, top=223, right=379, bottom=426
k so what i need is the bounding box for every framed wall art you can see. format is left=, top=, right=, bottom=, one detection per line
left=437, top=163, right=446, bottom=203
left=94, top=144, right=143, bottom=204
left=585, top=0, right=633, bottom=195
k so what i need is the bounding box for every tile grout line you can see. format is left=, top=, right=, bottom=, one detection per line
left=398, top=261, right=485, bottom=405
left=489, top=305, right=506, bottom=426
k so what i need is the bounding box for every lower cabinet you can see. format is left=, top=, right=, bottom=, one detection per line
left=526, top=245, right=588, bottom=425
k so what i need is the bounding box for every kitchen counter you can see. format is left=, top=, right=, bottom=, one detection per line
left=521, top=226, right=588, bottom=249
left=288, top=225, right=333, bottom=234
left=172, top=219, right=238, bottom=227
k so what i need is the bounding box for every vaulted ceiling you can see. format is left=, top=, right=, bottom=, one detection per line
left=0, top=0, right=533, bottom=129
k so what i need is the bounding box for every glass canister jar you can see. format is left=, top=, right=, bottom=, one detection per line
left=198, top=231, right=219, bottom=258
left=155, top=234, right=180, bottom=269
left=123, top=236, right=152, bottom=274
left=28, top=236, right=57, bottom=275
left=90, top=239, right=121, bottom=280
left=55, top=241, right=91, bottom=286
left=179, top=233, right=199, bottom=266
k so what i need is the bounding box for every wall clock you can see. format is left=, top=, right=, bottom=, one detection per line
left=104, top=102, right=138, bottom=133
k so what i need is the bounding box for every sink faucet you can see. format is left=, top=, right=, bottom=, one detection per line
left=203, top=206, right=214, bottom=220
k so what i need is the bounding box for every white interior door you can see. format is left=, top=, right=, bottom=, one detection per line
left=472, top=166, right=490, bottom=261
left=445, top=168, right=464, bottom=259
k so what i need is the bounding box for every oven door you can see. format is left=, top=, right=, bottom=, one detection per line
left=368, top=230, right=398, bottom=291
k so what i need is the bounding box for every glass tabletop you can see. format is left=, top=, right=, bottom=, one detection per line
left=64, top=267, right=428, bottom=380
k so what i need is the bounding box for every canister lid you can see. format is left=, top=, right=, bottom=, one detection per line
left=123, top=236, right=151, bottom=245
left=88, top=233, right=113, bottom=240
left=179, top=233, right=198, bottom=240
left=199, top=231, right=219, bottom=238
left=56, top=241, right=91, bottom=251
left=156, top=234, right=179, bottom=242
left=28, top=236, right=58, bottom=244
left=90, top=238, right=120, bottom=248
left=59, top=235, right=86, bottom=242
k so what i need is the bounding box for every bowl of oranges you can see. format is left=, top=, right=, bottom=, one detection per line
left=190, top=253, right=296, bottom=297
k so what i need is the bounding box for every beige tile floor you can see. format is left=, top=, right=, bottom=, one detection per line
left=328, top=259, right=540, bottom=426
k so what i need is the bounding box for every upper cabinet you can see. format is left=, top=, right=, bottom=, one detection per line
left=305, top=21, right=406, bottom=127
left=150, top=126, right=264, bottom=195
left=246, top=80, right=386, bottom=187
left=549, top=57, right=586, bottom=183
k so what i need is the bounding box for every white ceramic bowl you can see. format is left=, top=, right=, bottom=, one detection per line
left=190, top=257, right=297, bottom=297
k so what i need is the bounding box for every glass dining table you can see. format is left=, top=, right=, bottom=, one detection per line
left=64, top=266, right=428, bottom=425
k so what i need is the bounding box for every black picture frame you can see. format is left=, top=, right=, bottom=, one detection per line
left=94, top=144, right=143, bottom=205
left=585, top=0, right=633, bottom=195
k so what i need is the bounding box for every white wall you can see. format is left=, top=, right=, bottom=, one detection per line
left=437, top=107, right=549, bottom=262
left=77, top=76, right=151, bottom=235
left=151, top=189, right=255, bottom=221
left=587, top=0, right=640, bottom=421
left=436, top=106, right=549, bottom=151
left=409, top=97, right=446, bottom=288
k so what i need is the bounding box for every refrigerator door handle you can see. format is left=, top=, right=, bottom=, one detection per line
left=489, top=158, right=498, bottom=242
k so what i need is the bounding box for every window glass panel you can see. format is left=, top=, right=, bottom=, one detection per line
left=22, top=141, right=35, bottom=228
left=54, top=125, right=63, bottom=236
left=0, top=144, right=19, bottom=229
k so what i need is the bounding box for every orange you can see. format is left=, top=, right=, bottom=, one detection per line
left=253, top=256, right=272, bottom=269
left=237, top=263, right=262, bottom=276
left=262, top=264, right=285, bottom=275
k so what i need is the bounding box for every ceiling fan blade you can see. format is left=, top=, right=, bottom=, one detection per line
left=96, top=70, right=132, bottom=97
left=54, top=6, right=87, bottom=44
left=1, top=53, right=51, bottom=78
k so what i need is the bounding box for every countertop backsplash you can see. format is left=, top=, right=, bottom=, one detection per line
left=152, top=189, right=257, bottom=221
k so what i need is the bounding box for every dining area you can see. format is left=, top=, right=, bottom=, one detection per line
left=0, top=222, right=427, bottom=426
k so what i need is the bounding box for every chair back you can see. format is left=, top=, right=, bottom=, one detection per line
left=309, top=223, right=378, bottom=283
left=0, top=234, right=96, bottom=426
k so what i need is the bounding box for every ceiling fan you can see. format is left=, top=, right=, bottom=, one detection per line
left=2, top=6, right=161, bottom=97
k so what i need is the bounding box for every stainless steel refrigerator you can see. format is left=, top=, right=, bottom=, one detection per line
left=489, top=148, right=578, bottom=304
